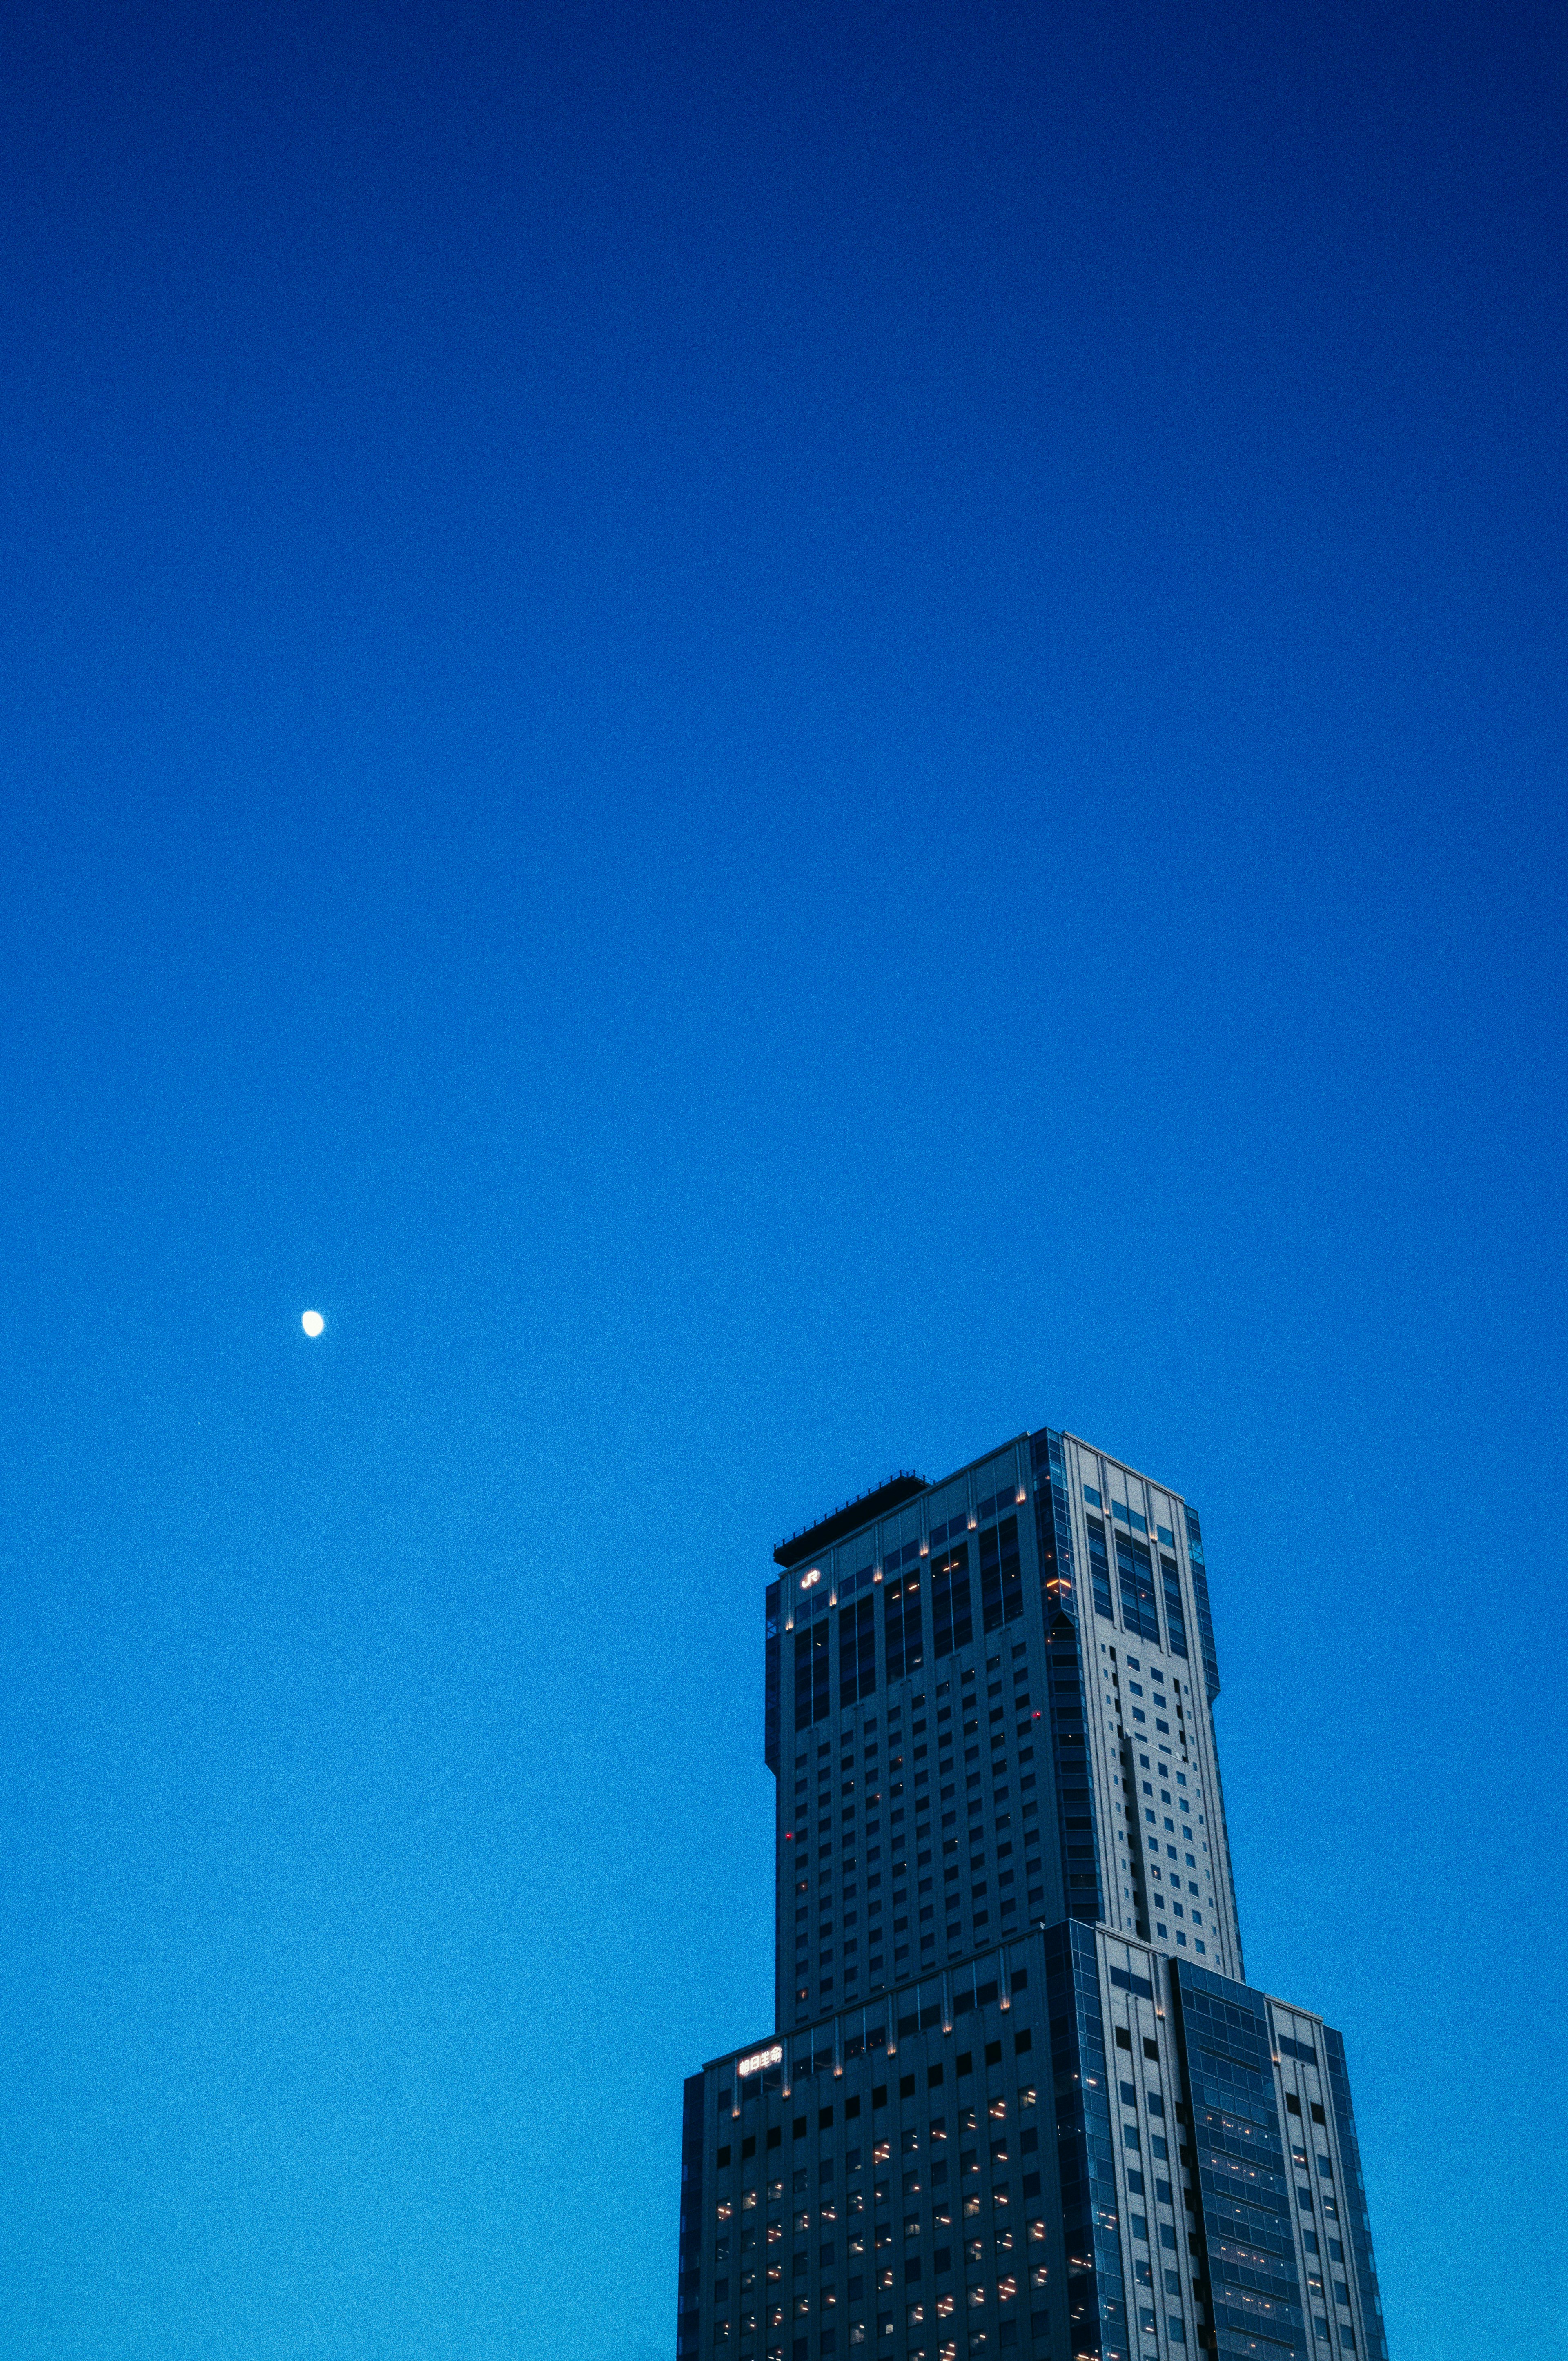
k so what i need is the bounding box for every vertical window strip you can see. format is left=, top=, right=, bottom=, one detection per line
left=1116, top=1534, right=1162, bottom=1646
left=1046, top=1634, right=1102, bottom=1926
left=977, top=1512, right=1023, bottom=1633
left=1184, top=1506, right=1222, bottom=1704
left=979, top=1524, right=1004, bottom=1633
left=1044, top=1924, right=1118, bottom=2352
left=795, top=1622, right=831, bottom=1726
left=932, top=1544, right=972, bottom=1660
left=839, top=1594, right=877, bottom=1708
left=793, top=1626, right=812, bottom=1728
left=1031, top=1428, right=1078, bottom=1620
left=1323, top=2026, right=1390, bottom=2360
left=998, top=1512, right=1024, bottom=1624
left=1158, top=1553, right=1188, bottom=1659
left=884, top=1573, right=925, bottom=1682
left=1084, top=1516, right=1116, bottom=1623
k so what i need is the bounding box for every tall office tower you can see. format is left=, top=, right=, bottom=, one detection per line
left=676, top=1428, right=1390, bottom=2361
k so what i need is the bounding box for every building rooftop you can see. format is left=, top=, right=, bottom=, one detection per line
left=772, top=1471, right=927, bottom=1568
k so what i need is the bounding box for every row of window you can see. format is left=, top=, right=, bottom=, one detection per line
left=1080, top=1483, right=1178, bottom=1548
left=1081, top=1512, right=1191, bottom=1660
left=723, top=2312, right=1050, bottom=2353
left=710, top=2202, right=1049, bottom=2347
left=792, top=1655, right=1033, bottom=1808
left=794, top=1525, right=1030, bottom=1726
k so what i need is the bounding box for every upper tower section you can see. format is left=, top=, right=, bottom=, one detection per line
left=766, top=1423, right=1244, bottom=2031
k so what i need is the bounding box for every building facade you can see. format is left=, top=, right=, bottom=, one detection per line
left=676, top=1427, right=1389, bottom=2361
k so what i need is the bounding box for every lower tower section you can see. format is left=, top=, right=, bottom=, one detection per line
left=675, top=1928, right=1387, bottom=2361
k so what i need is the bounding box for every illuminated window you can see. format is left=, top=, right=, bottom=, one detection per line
left=978, top=1516, right=1023, bottom=1632
left=793, top=1621, right=831, bottom=1728
left=931, top=1547, right=973, bottom=1659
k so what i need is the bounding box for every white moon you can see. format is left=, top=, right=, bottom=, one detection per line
left=301, top=1310, right=325, bottom=1338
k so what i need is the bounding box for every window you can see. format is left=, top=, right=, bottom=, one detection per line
left=884, top=1575, right=924, bottom=1682
left=931, top=1546, right=973, bottom=1659
left=1116, top=1534, right=1162, bottom=1644
left=795, top=1622, right=831, bottom=1727
left=840, top=1595, right=878, bottom=1708
left=1084, top=1515, right=1115, bottom=1620
left=1158, top=1552, right=1188, bottom=1658
left=979, top=1516, right=1024, bottom=1632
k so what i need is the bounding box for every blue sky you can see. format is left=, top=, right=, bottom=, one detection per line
left=0, top=2, right=1564, bottom=2354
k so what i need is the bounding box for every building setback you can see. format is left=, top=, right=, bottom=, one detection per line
left=675, top=1426, right=1390, bottom=2361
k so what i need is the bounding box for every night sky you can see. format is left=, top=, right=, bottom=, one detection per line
left=1, top=2, right=1564, bottom=2354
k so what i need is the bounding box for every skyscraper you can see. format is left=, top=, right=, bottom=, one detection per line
left=675, top=1427, right=1390, bottom=2361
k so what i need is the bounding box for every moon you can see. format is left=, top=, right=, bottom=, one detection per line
left=301, top=1310, right=325, bottom=1338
